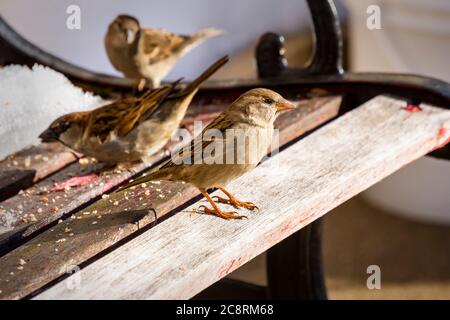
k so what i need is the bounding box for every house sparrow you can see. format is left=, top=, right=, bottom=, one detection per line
left=118, top=88, right=296, bottom=219
left=105, top=14, right=224, bottom=88
left=39, top=56, right=229, bottom=164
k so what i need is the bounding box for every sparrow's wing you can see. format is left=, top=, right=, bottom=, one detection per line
left=160, top=113, right=234, bottom=170
left=118, top=113, right=233, bottom=191
left=84, top=86, right=173, bottom=142
left=139, top=28, right=190, bottom=64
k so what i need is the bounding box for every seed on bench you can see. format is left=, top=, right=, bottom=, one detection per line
left=92, top=221, right=98, bottom=225
left=141, top=183, right=147, bottom=188
left=145, top=190, right=150, bottom=196
left=24, top=156, right=31, bottom=167
left=102, top=194, right=109, bottom=199
left=64, top=227, right=72, bottom=233
left=92, top=210, right=98, bottom=214
left=17, top=266, right=23, bottom=271
left=58, top=219, right=63, bottom=224
left=37, top=208, right=43, bottom=213
left=78, top=158, right=89, bottom=165
left=55, top=238, right=66, bottom=243
left=19, top=259, right=26, bottom=265
left=83, top=211, right=91, bottom=215
left=113, top=201, right=119, bottom=206
left=29, top=214, right=37, bottom=222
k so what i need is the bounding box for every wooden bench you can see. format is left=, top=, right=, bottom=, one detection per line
left=1, top=0, right=450, bottom=301
left=0, top=93, right=449, bottom=299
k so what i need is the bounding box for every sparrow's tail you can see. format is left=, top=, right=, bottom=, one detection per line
left=177, top=55, right=229, bottom=97
left=193, top=28, right=225, bottom=40
left=116, top=165, right=171, bottom=193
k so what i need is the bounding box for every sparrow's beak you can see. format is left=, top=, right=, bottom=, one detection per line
left=276, top=99, right=296, bottom=112
left=39, top=128, right=57, bottom=143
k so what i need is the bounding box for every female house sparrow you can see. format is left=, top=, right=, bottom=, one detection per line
left=105, top=14, right=224, bottom=88
left=39, top=56, right=229, bottom=164
left=119, top=88, right=296, bottom=219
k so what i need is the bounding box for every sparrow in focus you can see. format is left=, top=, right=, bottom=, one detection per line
left=105, top=14, right=224, bottom=88
left=119, top=88, right=296, bottom=219
left=39, top=56, right=229, bottom=164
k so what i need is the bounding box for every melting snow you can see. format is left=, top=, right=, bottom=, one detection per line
left=0, top=64, right=105, bottom=159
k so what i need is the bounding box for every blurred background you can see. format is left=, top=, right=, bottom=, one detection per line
left=0, top=0, right=449, bottom=299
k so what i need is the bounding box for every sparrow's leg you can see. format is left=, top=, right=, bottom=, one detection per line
left=131, top=78, right=146, bottom=95
left=199, top=191, right=246, bottom=220
left=213, top=187, right=258, bottom=211
left=137, top=78, right=146, bottom=91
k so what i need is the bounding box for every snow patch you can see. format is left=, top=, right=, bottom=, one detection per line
left=0, top=64, right=105, bottom=159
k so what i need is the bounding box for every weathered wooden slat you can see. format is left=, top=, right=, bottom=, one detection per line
left=0, top=143, right=77, bottom=201
left=35, top=96, right=450, bottom=299
left=0, top=96, right=341, bottom=300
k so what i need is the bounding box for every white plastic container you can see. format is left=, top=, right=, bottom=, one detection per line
left=344, top=0, right=450, bottom=225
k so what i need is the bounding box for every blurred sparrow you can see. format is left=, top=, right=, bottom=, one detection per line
left=119, top=88, right=296, bottom=219
left=105, top=14, right=224, bottom=88
left=39, top=56, right=229, bottom=164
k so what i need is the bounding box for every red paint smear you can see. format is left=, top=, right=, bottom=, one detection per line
left=280, top=221, right=293, bottom=233
left=438, top=127, right=449, bottom=139
left=402, top=105, right=422, bottom=112
left=435, top=127, right=450, bottom=150
left=218, top=257, right=243, bottom=278
left=50, top=174, right=98, bottom=192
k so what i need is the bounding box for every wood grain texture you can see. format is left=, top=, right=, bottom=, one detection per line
left=0, top=96, right=341, bottom=300
left=0, top=143, right=77, bottom=201
left=35, top=96, right=450, bottom=300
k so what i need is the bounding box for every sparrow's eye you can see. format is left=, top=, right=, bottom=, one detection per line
left=59, top=122, right=70, bottom=131
left=263, top=98, right=274, bottom=104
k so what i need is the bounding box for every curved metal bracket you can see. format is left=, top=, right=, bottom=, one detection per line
left=0, top=15, right=133, bottom=92
left=256, top=0, right=343, bottom=78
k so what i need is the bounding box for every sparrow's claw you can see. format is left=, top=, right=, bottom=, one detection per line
left=212, top=195, right=258, bottom=211
left=198, top=205, right=246, bottom=220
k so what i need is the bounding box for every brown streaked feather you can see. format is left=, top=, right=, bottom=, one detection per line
left=83, top=86, right=173, bottom=142
left=139, top=29, right=189, bottom=64
left=119, top=113, right=234, bottom=191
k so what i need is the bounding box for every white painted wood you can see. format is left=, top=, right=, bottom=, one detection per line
left=35, top=96, right=450, bottom=300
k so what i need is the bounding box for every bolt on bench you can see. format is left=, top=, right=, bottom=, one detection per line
left=0, top=0, right=449, bottom=300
